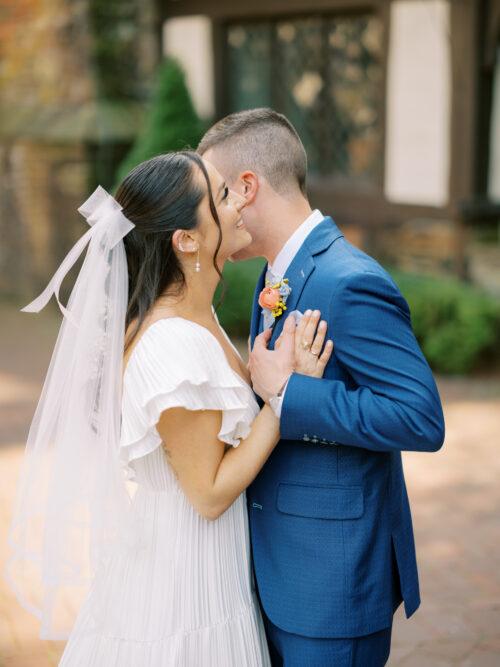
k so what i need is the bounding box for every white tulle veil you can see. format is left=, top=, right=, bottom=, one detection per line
left=5, top=186, right=135, bottom=639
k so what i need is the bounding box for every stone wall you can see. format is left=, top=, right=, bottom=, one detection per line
left=372, top=218, right=468, bottom=278
left=0, top=0, right=93, bottom=112
left=0, top=0, right=159, bottom=298
left=0, top=141, right=90, bottom=296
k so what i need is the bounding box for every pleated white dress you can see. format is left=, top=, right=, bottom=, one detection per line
left=59, top=317, right=271, bottom=667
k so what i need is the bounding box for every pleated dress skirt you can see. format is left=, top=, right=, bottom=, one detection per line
left=59, top=318, right=271, bottom=666
left=60, top=452, right=270, bottom=666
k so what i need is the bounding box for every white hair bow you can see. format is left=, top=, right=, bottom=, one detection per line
left=22, top=186, right=134, bottom=325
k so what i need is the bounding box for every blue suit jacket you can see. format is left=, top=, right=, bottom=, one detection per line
left=247, top=217, right=445, bottom=639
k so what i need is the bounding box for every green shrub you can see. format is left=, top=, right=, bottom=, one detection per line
left=389, top=270, right=500, bottom=374
left=115, top=57, right=203, bottom=185
left=215, top=261, right=500, bottom=374
left=215, top=258, right=266, bottom=338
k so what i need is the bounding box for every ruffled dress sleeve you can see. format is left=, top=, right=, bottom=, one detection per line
left=119, top=318, right=257, bottom=474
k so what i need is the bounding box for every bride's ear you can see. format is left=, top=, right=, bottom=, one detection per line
left=172, top=230, right=199, bottom=254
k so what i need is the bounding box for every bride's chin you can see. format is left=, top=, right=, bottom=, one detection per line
left=228, top=233, right=252, bottom=254
left=220, top=232, right=254, bottom=264
left=239, top=230, right=253, bottom=247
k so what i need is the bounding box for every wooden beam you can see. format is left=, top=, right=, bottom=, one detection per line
left=308, top=180, right=445, bottom=228
left=484, top=0, right=500, bottom=68
left=161, top=0, right=385, bottom=20
left=476, top=0, right=495, bottom=196
left=212, top=20, right=227, bottom=120
left=449, top=0, right=480, bottom=211
left=377, top=0, right=391, bottom=192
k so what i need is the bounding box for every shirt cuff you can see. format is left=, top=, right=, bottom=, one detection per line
left=270, top=378, right=290, bottom=418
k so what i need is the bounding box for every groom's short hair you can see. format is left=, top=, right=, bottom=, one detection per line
left=197, top=108, right=307, bottom=196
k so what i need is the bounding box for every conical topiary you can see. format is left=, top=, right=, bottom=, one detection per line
left=115, top=57, right=204, bottom=185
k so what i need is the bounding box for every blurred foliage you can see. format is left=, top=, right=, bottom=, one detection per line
left=215, top=258, right=266, bottom=338
left=216, top=260, right=500, bottom=374
left=115, top=57, right=204, bottom=186
left=390, top=270, right=500, bottom=374
left=89, top=0, right=140, bottom=102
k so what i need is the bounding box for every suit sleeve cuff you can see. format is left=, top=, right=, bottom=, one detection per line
left=280, top=373, right=337, bottom=444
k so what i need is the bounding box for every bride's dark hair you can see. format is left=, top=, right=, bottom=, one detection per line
left=115, top=151, right=223, bottom=351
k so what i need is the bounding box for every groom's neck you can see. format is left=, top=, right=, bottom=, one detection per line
left=261, top=196, right=313, bottom=265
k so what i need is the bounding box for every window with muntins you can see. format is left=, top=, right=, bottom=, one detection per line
left=225, top=14, right=383, bottom=186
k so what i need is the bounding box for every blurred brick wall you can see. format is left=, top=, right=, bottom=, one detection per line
left=0, top=0, right=159, bottom=298
left=0, top=0, right=93, bottom=110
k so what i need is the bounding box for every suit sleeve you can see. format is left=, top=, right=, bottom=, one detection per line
left=280, top=271, right=445, bottom=453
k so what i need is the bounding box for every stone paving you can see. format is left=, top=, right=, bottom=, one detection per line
left=0, top=303, right=499, bottom=667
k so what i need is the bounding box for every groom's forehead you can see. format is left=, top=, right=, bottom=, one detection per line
left=201, top=148, right=224, bottom=170
left=203, top=151, right=235, bottom=181
left=202, top=146, right=234, bottom=170
left=198, top=159, right=227, bottom=197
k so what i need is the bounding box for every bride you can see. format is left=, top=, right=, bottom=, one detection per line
left=6, top=151, right=331, bottom=666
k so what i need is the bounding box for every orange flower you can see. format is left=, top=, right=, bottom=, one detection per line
left=258, top=287, right=281, bottom=310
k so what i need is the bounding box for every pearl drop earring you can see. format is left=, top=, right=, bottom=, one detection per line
left=195, top=247, right=201, bottom=273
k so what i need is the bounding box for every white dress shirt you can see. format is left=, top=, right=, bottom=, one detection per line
left=267, top=209, right=324, bottom=416
left=269, top=209, right=325, bottom=277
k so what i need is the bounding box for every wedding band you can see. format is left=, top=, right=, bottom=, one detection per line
left=300, top=341, right=311, bottom=350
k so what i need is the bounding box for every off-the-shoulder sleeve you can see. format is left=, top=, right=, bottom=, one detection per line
left=120, top=318, right=256, bottom=471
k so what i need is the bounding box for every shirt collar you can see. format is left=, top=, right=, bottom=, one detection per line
left=270, top=209, right=324, bottom=277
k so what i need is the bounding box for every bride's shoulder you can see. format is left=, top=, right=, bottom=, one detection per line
left=124, top=316, right=222, bottom=378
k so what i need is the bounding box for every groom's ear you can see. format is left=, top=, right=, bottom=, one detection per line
left=239, top=171, right=258, bottom=205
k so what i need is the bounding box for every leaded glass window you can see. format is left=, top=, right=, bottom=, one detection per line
left=225, top=14, right=383, bottom=185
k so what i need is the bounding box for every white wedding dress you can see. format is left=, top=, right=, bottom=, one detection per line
left=59, top=317, right=271, bottom=666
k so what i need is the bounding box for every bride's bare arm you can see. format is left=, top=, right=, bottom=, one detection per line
left=156, top=313, right=332, bottom=520
left=156, top=403, right=279, bottom=520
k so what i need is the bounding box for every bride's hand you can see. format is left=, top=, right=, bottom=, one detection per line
left=281, top=310, right=333, bottom=378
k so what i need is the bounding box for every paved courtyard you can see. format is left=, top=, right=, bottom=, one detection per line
left=0, top=303, right=499, bottom=666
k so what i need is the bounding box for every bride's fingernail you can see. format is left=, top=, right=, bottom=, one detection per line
left=305, top=309, right=312, bottom=317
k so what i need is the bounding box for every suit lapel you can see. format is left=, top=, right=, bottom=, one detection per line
left=269, top=250, right=315, bottom=348
left=250, top=218, right=344, bottom=350
left=269, top=217, right=344, bottom=348
left=250, top=264, right=266, bottom=347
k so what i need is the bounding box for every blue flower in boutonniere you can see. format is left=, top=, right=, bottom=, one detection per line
left=258, top=277, right=292, bottom=321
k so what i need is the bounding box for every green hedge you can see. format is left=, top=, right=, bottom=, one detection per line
left=215, top=258, right=265, bottom=338
left=389, top=270, right=500, bottom=374
left=216, top=261, right=500, bottom=374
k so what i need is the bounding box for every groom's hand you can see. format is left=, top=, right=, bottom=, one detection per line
left=249, top=315, right=296, bottom=404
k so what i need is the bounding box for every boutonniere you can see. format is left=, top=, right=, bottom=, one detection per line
left=258, top=277, right=292, bottom=320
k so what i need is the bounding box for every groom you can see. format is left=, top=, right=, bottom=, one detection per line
left=198, top=108, right=444, bottom=666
